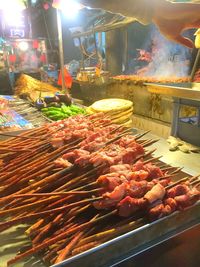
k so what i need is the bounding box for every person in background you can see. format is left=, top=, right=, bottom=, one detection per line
left=76, top=0, right=200, bottom=48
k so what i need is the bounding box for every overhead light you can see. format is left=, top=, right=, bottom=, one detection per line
left=1, top=0, right=25, bottom=27
left=53, top=0, right=83, bottom=19
left=18, top=41, right=29, bottom=51
left=0, top=0, right=25, bottom=11
left=4, top=10, right=25, bottom=27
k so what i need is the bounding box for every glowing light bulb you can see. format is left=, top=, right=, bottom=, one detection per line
left=53, top=0, right=83, bottom=19
left=18, top=42, right=29, bottom=51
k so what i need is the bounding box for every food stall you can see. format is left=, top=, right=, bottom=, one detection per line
left=0, top=114, right=199, bottom=267
left=0, top=1, right=200, bottom=267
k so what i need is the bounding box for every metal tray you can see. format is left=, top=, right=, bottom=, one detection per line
left=1, top=188, right=199, bottom=267
left=52, top=203, right=200, bottom=267
left=1, top=132, right=199, bottom=267
left=145, top=82, right=200, bottom=101
left=51, top=158, right=200, bottom=267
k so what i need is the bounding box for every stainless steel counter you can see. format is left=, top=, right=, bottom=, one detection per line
left=146, top=82, right=200, bottom=101
left=146, top=132, right=200, bottom=176
left=51, top=130, right=200, bottom=267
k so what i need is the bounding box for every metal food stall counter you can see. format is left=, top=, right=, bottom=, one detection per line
left=0, top=133, right=199, bottom=267
left=51, top=134, right=200, bottom=267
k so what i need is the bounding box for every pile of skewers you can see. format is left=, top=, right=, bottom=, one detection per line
left=0, top=112, right=199, bottom=266
left=112, top=75, right=190, bottom=85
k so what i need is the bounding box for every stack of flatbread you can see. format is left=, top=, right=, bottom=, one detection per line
left=87, top=98, right=133, bottom=127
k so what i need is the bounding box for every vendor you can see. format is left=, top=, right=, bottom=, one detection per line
left=76, top=0, right=200, bottom=48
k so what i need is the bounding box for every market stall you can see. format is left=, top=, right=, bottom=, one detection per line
left=0, top=110, right=199, bottom=267
left=0, top=1, right=200, bottom=267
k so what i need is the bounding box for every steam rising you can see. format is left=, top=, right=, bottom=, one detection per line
left=134, top=26, right=192, bottom=78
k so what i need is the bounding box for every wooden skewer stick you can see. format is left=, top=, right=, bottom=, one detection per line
left=55, top=231, right=84, bottom=264
left=189, top=174, right=200, bottom=182
left=0, top=126, right=46, bottom=145
left=156, top=174, right=173, bottom=180
left=76, top=217, right=144, bottom=249
left=165, top=176, right=190, bottom=190
left=31, top=213, right=66, bottom=246
left=7, top=210, right=117, bottom=266
left=167, top=167, right=183, bottom=175
left=140, top=139, right=159, bottom=147
left=0, top=197, right=104, bottom=231
left=0, top=189, right=102, bottom=203
left=54, top=163, right=105, bottom=192
left=104, top=129, right=133, bottom=146
left=0, top=147, right=33, bottom=153
left=110, top=125, right=126, bottom=134
left=161, top=166, right=180, bottom=172
left=190, top=180, right=200, bottom=186
left=160, top=166, right=182, bottom=174
left=158, top=163, right=170, bottom=169
left=72, top=181, right=98, bottom=192
left=143, top=156, right=162, bottom=164
left=71, top=241, right=101, bottom=257
left=0, top=132, right=47, bottom=141
left=55, top=214, right=99, bottom=264
left=0, top=196, right=61, bottom=217
left=135, top=130, right=151, bottom=140
left=143, top=148, right=157, bottom=158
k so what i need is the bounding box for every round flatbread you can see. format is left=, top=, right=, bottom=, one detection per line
left=91, top=98, right=133, bottom=113
left=110, top=107, right=133, bottom=119
left=111, top=110, right=133, bottom=124
left=86, top=106, right=95, bottom=114
left=121, top=118, right=133, bottom=128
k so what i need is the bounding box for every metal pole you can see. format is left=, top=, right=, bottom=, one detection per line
left=56, top=9, right=67, bottom=92
left=93, top=28, right=99, bottom=63
left=27, top=0, right=33, bottom=38
left=124, top=27, right=128, bottom=72
left=42, top=10, right=53, bottom=51
left=78, top=37, right=85, bottom=70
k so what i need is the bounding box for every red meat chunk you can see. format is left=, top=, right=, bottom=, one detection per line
left=118, top=196, right=147, bottom=217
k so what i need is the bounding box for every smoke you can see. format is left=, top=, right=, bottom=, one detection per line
left=135, top=25, right=192, bottom=78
